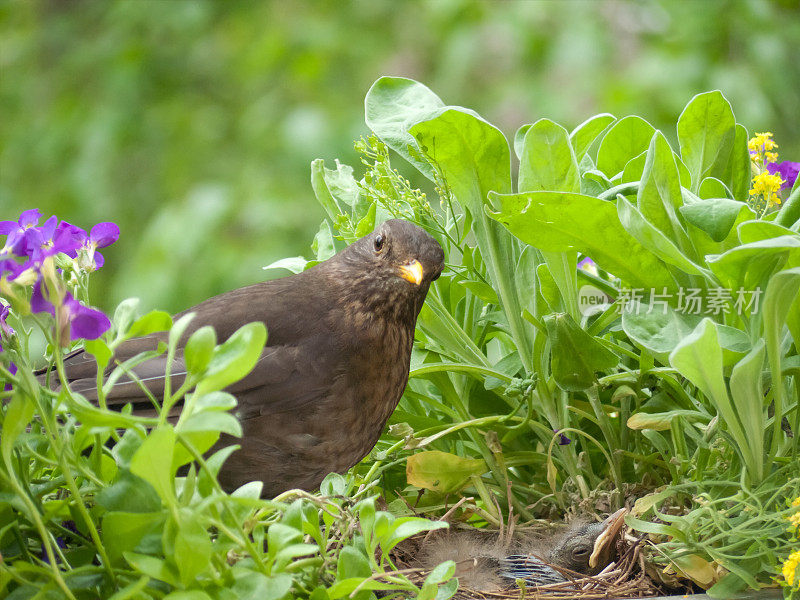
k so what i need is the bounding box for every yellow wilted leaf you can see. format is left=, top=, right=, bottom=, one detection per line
left=406, top=451, right=486, bottom=494
left=667, top=554, right=719, bottom=588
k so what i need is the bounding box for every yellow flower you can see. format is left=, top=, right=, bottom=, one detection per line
left=766, top=151, right=779, bottom=163
left=790, top=497, right=800, bottom=530
left=748, top=131, right=779, bottom=153
left=784, top=550, right=800, bottom=586
left=750, top=171, right=785, bottom=207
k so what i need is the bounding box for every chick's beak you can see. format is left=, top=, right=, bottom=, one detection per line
left=589, top=508, right=628, bottom=569
left=398, top=259, right=424, bottom=285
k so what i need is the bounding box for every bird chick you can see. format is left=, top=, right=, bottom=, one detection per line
left=416, top=509, right=627, bottom=591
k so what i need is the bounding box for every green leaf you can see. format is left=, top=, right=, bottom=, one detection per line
left=178, top=411, right=241, bottom=437
left=354, top=201, right=377, bottom=237
left=544, top=313, right=618, bottom=391
left=262, top=256, right=308, bottom=275
left=596, top=116, right=655, bottom=177
left=637, top=132, right=687, bottom=242
left=569, top=113, right=615, bottom=160
left=337, top=546, right=371, bottom=579
left=381, top=516, right=448, bottom=555
left=164, top=592, right=214, bottom=600
left=425, top=560, right=456, bottom=585
left=84, top=338, right=112, bottom=371
left=175, top=509, right=212, bottom=585
left=457, top=279, right=499, bottom=305
left=102, top=511, right=165, bottom=566
left=365, top=76, right=445, bottom=180
left=723, top=123, right=751, bottom=203
left=128, top=310, right=173, bottom=339
left=698, top=177, right=732, bottom=200
left=312, top=219, right=336, bottom=261
left=96, top=470, right=161, bottom=513
left=729, top=340, right=766, bottom=484
left=677, top=91, right=736, bottom=193
left=487, top=190, right=675, bottom=289
left=184, top=325, right=216, bottom=377
left=195, top=321, right=267, bottom=395
left=1, top=394, right=33, bottom=467
left=406, top=450, right=486, bottom=493
left=668, top=319, right=755, bottom=478
left=679, top=198, right=755, bottom=242
left=229, top=570, right=293, bottom=600
left=518, top=118, right=580, bottom=193
left=706, top=235, right=800, bottom=290
left=622, top=304, right=750, bottom=366
left=130, top=425, right=176, bottom=505
left=124, top=551, right=181, bottom=587
left=617, top=196, right=705, bottom=277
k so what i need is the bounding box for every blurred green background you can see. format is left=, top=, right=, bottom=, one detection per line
left=2, top=0, right=798, bottom=314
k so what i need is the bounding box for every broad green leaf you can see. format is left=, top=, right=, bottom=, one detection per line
left=229, top=570, right=293, bottom=600
left=536, top=263, right=562, bottom=313
left=736, top=219, right=797, bottom=244
left=406, top=450, right=486, bottom=493
left=671, top=554, right=720, bottom=588
left=622, top=304, right=750, bottom=366
left=729, top=340, right=766, bottom=484
left=679, top=199, right=755, bottom=243
left=668, top=319, right=754, bottom=477
left=127, top=310, right=173, bottom=339
left=457, top=279, right=499, bottom=305
left=312, top=219, right=336, bottom=261
left=518, top=118, right=580, bottom=193
left=513, top=123, right=531, bottom=160
left=337, top=546, right=371, bottom=579
left=677, top=91, right=736, bottom=193
left=184, top=325, right=216, bottom=376
left=381, top=516, right=448, bottom=555
left=102, top=511, right=164, bottom=566
left=164, top=592, right=214, bottom=600
left=776, top=184, right=800, bottom=228
left=637, top=132, right=687, bottom=238
left=426, top=560, right=456, bottom=585
left=177, top=411, right=241, bottom=437
left=762, top=267, right=800, bottom=458
left=365, top=76, right=445, bottom=179
left=544, top=313, right=618, bottom=391
left=621, top=150, right=647, bottom=184
left=698, top=177, right=732, bottom=200
left=96, top=470, right=161, bottom=513
left=617, top=196, right=705, bottom=277
left=706, top=235, right=800, bottom=290
left=354, top=201, right=377, bottom=237
left=175, top=509, right=213, bottom=585
left=596, top=116, right=656, bottom=177
left=84, top=338, right=112, bottom=371
left=195, top=321, right=267, bottom=395
left=130, top=425, right=176, bottom=504
left=569, top=113, right=615, bottom=160
left=1, top=394, right=33, bottom=467
left=410, top=106, right=533, bottom=368
left=262, top=256, right=308, bottom=274
left=487, top=190, right=675, bottom=289
left=124, top=551, right=181, bottom=587
left=723, top=123, right=751, bottom=203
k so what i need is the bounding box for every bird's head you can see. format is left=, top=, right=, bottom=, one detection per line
left=340, top=219, right=444, bottom=319
left=549, top=508, right=627, bottom=574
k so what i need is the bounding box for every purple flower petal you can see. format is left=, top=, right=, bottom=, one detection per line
left=553, top=429, right=572, bottom=446
left=63, top=294, right=110, bottom=340
left=31, top=279, right=56, bottom=316
left=18, top=209, right=42, bottom=229
left=0, top=259, right=25, bottom=280
left=39, top=215, right=58, bottom=241
left=0, top=221, right=18, bottom=236
left=1, top=346, right=16, bottom=392
left=578, top=257, right=595, bottom=269
left=93, top=251, right=105, bottom=269
left=89, top=222, right=119, bottom=248
left=767, top=161, right=800, bottom=190
left=0, top=304, right=14, bottom=337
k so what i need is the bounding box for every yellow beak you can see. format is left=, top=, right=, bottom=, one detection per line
left=398, top=260, right=424, bottom=285
left=589, top=507, right=628, bottom=569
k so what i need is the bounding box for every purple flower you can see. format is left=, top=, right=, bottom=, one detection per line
left=84, top=222, right=119, bottom=269
left=554, top=429, right=572, bottom=446
left=767, top=161, right=800, bottom=190
left=31, top=279, right=111, bottom=341
left=0, top=258, right=26, bottom=281
left=0, top=209, right=42, bottom=256
left=24, top=220, right=86, bottom=267
left=0, top=304, right=13, bottom=338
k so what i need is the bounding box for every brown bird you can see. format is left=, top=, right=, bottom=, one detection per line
left=415, top=508, right=627, bottom=591
left=53, top=219, right=444, bottom=497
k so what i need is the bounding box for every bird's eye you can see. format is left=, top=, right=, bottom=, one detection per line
left=572, top=545, right=590, bottom=558
left=374, top=234, right=385, bottom=252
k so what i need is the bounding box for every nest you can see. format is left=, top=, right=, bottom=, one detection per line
left=392, top=528, right=663, bottom=600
